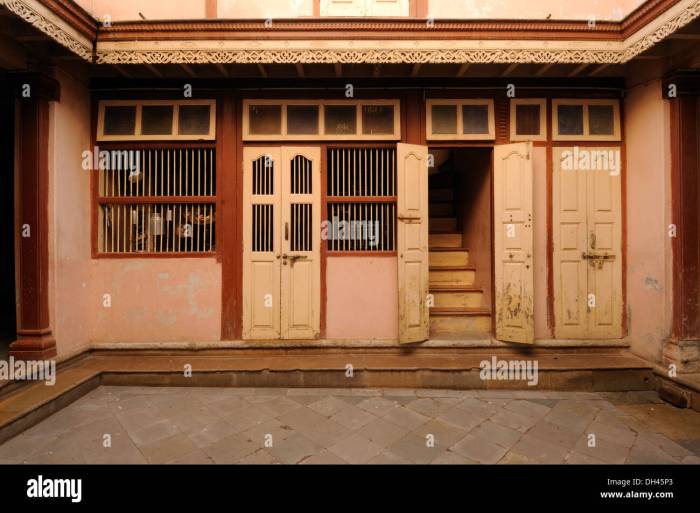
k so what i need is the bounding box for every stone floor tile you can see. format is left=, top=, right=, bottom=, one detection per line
left=297, top=419, right=352, bottom=449
left=263, top=433, right=323, bottom=465
left=307, top=396, right=354, bottom=417
left=238, top=449, right=278, bottom=464
left=382, top=406, right=430, bottom=431
left=564, top=451, right=607, bottom=464
left=203, top=432, right=260, bottom=463
left=412, top=419, right=469, bottom=449
left=300, top=450, right=348, bottom=465
left=369, top=451, right=411, bottom=464
left=504, top=400, right=551, bottom=419
left=470, top=420, right=522, bottom=450
left=386, top=432, right=447, bottom=464
left=357, top=396, right=400, bottom=417
left=328, top=434, right=384, bottom=464
left=508, top=435, right=570, bottom=464
left=451, top=434, right=508, bottom=464
left=431, top=450, right=478, bottom=464
left=330, top=405, right=377, bottom=430
left=436, top=406, right=483, bottom=432
left=277, top=406, right=329, bottom=432
left=139, top=433, right=199, bottom=464
left=167, top=449, right=214, bottom=464
left=526, top=420, right=582, bottom=448
left=490, top=409, right=540, bottom=433
left=357, top=417, right=409, bottom=447
left=572, top=433, right=630, bottom=464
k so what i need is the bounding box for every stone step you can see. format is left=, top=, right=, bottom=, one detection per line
left=429, top=217, right=457, bottom=232
left=429, top=232, right=463, bottom=248
left=429, top=248, right=469, bottom=267
left=430, top=286, right=484, bottom=308
left=429, top=266, right=476, bottom=286
left=430, top=308, right=492, bottom=334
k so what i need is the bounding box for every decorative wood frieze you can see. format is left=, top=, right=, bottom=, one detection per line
left=3, top=0, right=93, bottom=60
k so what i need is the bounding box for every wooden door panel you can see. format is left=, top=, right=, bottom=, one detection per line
left=397, top=143, right=429, bottom=343
left=494, top=142, right=535, bottom=343
left=243, top=147, right=282, bottom=339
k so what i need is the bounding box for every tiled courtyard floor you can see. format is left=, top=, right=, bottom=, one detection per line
left=1, top=386, right=700, bottom=464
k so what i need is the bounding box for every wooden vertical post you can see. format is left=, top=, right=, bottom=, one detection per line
left=9, top=73, right=59, bottom=360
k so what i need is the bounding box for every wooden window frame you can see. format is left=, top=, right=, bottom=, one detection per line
left=94, top=143, right=217, bottom=258
left=552, top=99, right=621, bottom=142
left=325, top=145, right=398, bottom=256
left=426, top=99, right=496, bottom=141
left=242, top=99, right=401, bottom=141
left=510, top=98, right=547, bottom=142
left=97, top=99, right=217, bottom=142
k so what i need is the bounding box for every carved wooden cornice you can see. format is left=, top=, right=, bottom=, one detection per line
left=2, top=0, right=699, bottom=66
left=1, top=0, right=94, bottom=60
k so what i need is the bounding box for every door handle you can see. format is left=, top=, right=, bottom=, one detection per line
left=398, top=215, right=421, bottom=222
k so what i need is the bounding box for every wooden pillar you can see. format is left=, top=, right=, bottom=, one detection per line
left=9, top=73, right=60, bottom=360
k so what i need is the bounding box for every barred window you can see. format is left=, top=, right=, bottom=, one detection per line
left=97, top=147, right=216, bottom=255
left=326, top=147, right=396, bottom=253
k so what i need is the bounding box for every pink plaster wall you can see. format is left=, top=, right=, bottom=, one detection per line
left=326, top=257, right=398, bottom=340
left=48, top=64, right=93, bottom=357
left=624, top=80, right=673, bottom=364
left=74, top=0, right=642, bottom=21
left=90, top=259, right=222, bottom=343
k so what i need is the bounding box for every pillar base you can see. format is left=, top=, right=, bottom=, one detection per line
left=10, top=329, right=57, bottom=360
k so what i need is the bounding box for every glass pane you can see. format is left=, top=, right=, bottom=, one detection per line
left=249, top=104, right=282, bottom=135
left=362, top=105, right=394, bottom=135
left=462, top=104, right=490, bottom=134
left=103, top=106, right=136, bottom=136
left=588, top=105, right=615, bottom=135
left=431, top=105, right=457, bottom=135
left=324, top=105, right=357, bottom=135
left=515, top=104, right=541, bottom=136
left=287, top=105, right=319, bottom=135
left=179, top=105, right=211, bottom=135
left=141, top=105, right=173, bottom=136
left=557, top=104, right=584, bottom=135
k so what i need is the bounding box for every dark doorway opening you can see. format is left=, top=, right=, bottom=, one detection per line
left=0, top=94, right=16, bottom=360
left=427, top=147, right=493, bottom=339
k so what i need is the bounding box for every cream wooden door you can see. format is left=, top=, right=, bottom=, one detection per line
left=280, top=147, right=321, bottom=339
left=397, top=143, right=429, bottom=344
left=553, top=147, right=622, bottom=339
left=493, top=143, right=535, bottom=343
left=242, top=147, right=321, bottom=340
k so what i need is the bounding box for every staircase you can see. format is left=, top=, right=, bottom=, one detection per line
left=429, top=173, right=492, bottom=337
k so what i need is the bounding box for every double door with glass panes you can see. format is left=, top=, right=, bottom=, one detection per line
left=242, top=147, right=321, bottom=340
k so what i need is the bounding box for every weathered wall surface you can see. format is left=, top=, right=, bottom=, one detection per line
left=90, top=259, right=222, bottom=343
left=326, top=257, right=399, bottom=340
left=48, top=64, right=93, bottom=358
left=624, top=79, right=673, bottom=364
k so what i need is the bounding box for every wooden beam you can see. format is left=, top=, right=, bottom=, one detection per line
left=257, top=64, right=267, bottom=77
left=534, top=63, right=554, bottom=76
left=180, top=64, right=196, bottom=78
left=295, top=63, right=305, bottom=77
left=501, top=63, right=519, bottom=76
left=215, top=63, right=230, bottom=78
left=588, top=64, right=610, bottom=76
left=456, top=63, right=471, bottom=77
left=145, top=64, right=163, bottom=78
left=334, top=63, right=342, bottom=77
left=113, top=65, right=132, bottom=78
left=567, top=63, right=589, bottom=77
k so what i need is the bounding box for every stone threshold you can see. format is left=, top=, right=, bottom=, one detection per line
left=0, top=346, right=653, bottom=445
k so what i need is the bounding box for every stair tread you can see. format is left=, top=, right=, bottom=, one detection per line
left=430, top=247, right=469, bottom=252
left=429, top=265, right=476, bottom=271
left=430, top=285, right=483, bottom=292
left=431, top=307, right=492, bottom=316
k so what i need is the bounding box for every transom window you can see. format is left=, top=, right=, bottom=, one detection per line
left=98, top=100, right=216, bottom=141
left=243, top=100, right=401, bottom=141
left=426, top=99, right=496, bottom=141
left=510, top=99, right=547, bottom=141
left=552, top=99, right=621, bottom=141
